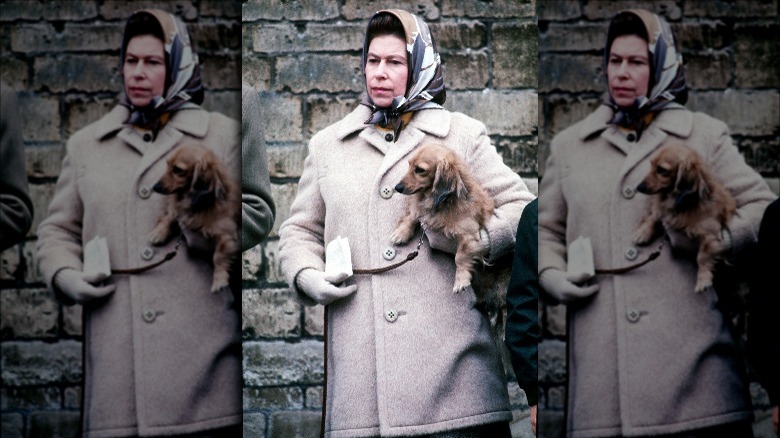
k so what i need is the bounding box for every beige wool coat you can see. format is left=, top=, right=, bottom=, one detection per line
left=36, top=105, right=241, bottom=437
left=538, top=105, right=774, bottom=437
left=279, top=105, right=534, bottom=437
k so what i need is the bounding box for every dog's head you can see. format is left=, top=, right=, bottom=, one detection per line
left=153, top=144, right=227, bottom=211
left=395, top=144, right=468, bottom=210
left=636, top=143, right=710, bottom=209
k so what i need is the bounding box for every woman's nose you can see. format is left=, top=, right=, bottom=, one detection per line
left=375, top=61, right=388, bottom=78
left=616, top=60, right=629, bottom=76
left=131, top=61, right=145, bottom=77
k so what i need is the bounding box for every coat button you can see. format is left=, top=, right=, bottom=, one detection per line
left=622, top=186, right=635, bottom=199
left=141, top=246, right=155, bottom=260
left=138, top=186, right=152, bottom=199
left=626, top=133, right=636, bottom=142
left=384, top=133, right=393, bottom=142
left=143, top=133, right=152, bottom=142
left=382, top=246, right=396, bottom=261
left=143, top=309, right=157, bottom=323
left=385, top=309, right=398, bottom=323
left=624, top=247, right=638, bottom=260
left=626, top=309, right=641, bottom=323
left=379, top=185, right=393, bottom=199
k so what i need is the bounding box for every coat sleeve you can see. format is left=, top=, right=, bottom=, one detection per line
left=0, top=85, right=33, bottom=251
left=278, top=144, right=327, bottom=305
left=240, top=83, right=276, bottom=251
left=465, top=124, right=535, bottom=263
left=504, top=198, right=539, bottom=406
left=35, top=137, right=86, bottom=305
left=538, top=136, right=569, bottom=277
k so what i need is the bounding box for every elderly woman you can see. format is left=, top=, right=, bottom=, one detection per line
left=36, top=10, right=241, bottom=436
left=538, top=9, right=774, bottom=438
left=279, top=9, right=534, bottom=438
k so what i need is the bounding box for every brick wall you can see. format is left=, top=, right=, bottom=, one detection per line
left=537, top=1, right=779, bottom=438
left=0, top=1, right=241, bottom=436
left=241, top=0, right=538, bottom=436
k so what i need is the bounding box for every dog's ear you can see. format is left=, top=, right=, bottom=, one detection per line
left=432, top=156, right=467, bottom=211
left=674, top=156, right=708, bottom=209
left=189, top=157, right=221, bottom=211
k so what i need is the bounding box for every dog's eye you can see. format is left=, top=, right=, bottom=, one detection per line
left=413, top=165, right=425, bottom=175
left=656, top=166, right=671, bottom=177
left=172, top=166, right=186, bottom=176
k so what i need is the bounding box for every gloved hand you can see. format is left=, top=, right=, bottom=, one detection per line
left=54, top=268, right=116, bottom=304
left=539, top=268, right=599, bottom=305
left=295, top=269, right=357, bottom=306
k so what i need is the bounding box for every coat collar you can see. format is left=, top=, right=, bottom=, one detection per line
left=335, top=104, right=451, bottom=141
left=577, top=104, right=693, bottom=141
left=94, top=105, right=210, bottom=141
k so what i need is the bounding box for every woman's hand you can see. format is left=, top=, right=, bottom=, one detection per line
left=539, top=269, right=599, bottom=304
left=295, top=269, right=357, bottom=306
left=54, top=268, right=116, bottom=303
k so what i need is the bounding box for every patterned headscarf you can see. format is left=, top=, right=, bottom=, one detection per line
left=604, top=9, right=687, bottom=139
left=361, top=9, right=446, bottom=141
left=119, top=9, right=204, bottom=138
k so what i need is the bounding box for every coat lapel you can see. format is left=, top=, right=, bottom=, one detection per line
left=375, top=109, right=451, bottom=179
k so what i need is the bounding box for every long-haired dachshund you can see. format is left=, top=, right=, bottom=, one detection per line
left=149, top=143, right=240, bottom=292
left=633, top=142, right=736, bottom=292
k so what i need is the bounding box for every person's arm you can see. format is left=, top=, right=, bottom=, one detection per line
left=0, top=85, right=33, bottom=251
left=240, top=82, right=276, bottom=251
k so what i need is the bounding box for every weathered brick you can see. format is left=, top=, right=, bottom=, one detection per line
left=544, top=303, right=567, bottom=337
left=685, top=0, right=778, bottom=18
left=737, top=137, right=780, bottom=175
left=242, top=0, right=339, bottom=22
left=19, top=95, right=60, bottom=142
left=191, top=22, right=242, bottom=52
left=243, top=244, right=264, bottom=281
left=21, top=240, right=44, bottom=284
left=267, top=143, right=308, bottom=179
left=99, top=1, right=198, bottom=21
left=494, top=22, right=538, bottom=89
left=670, top=21, right=728, bottom=52
left=62, top=305, right=82, bottom=337
left=305, top=386, right=323, bottom=409
left=28, top=411, right=81, bottom=438
left=547, top=386, right=566, bottom=410
left=538, top=339, right=566, bottom=384
left=242, top=56, right=273, bottom=92
left=684, top=52, right=730, bottom=90
left=252, top=23, right=364, bottom=54
left=63, top=386, right=80, bottom=409
left=258, top=94, right=303, bottom=142
left=442, top=0, right=535, bottom=18
left=0, top=248, right=21, bottom=282
left=510, top=407, right=535, bottom=438
left=496, top=138, right=538, bottom=175
left=430, top=22, right=487, bottom=51
left=751, top=382, right=771, bottom=410
left=1, top=413, right=23, bottom=438
left=201, top=54, right=241, bottom=90
left=734, top=23, right=780, bottom=88
left=242, top=288, right=301, bottom=339
left=0, top=288, right=58, bottom=339
left=304, top=305, right=324, bottom=336
left=0, top=57, right=28, bottom=91
left=243, top=339, right=324, bottom=386
left=540, top=23, right=605, bottom=53
left=538, top=409, right=565, bottom=437
left=447, top=90, right=538, bottom=137
left=342, top=0, right=440, bottom=20
left=276, top=55, right=363, bottom=94
left=28, top=183, right=57, bottom=242
left=243, top=412, right=267, bottom=437
left=1, top=340, right=82, bottom=386
left=521, top=177, right=539, bottom=197
left=269, top=183, right=297, bottom=237
left=64, top=95, right=117, bottom=138
left=583, top=0, right=681, bottom=21
left=243, top=387, right=304, bottom=410
left=34, top=55, right=119, bottom=94
left=539, top=54, right=603, bottom=93
left=687, top=90, right=779, bottom=137
left=201, top=0, right=242, bottom=18
left=766, top=178, right=780, bottom=197
left=544, top=94, right=602, bottom=140
left=538, top=0, right=582, bottom=21
left=202, top=90, right=241, bottom=122
left=26, top=144, right=66, bottom=180
left=268, top=410, right=322, bottom=438
left=508, top=380, right=530, bottom=408
left=1, top=387, right=60, bottom=410
left=0, top=1, right=98, bottom=21
left=10, top=23, right=123, bottom=54
left=304, top=95, right=359, bottom=140
left=442, top=53, right=489, bottom=90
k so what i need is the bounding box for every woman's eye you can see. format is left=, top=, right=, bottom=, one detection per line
left=126, top=58, right=137, bottom=64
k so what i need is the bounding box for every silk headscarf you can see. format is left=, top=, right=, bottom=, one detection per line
left=604, top=9, right=687, bottom=139
left=119, top=9, right=204, bottom=138
left=361, top=9, right=446, bottom=141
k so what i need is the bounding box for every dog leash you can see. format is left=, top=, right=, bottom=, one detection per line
left=595, top=241, right=664, bottom=275
left=111, top=235, right=183, bottom=275
left=352, top=230, right=425, bottom=275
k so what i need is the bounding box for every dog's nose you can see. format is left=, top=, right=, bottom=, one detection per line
left=636, top=182, right=649, bottom=194
left=394, top=183, right=405, bottom=193
left=152, top=183, right=164, bottom=194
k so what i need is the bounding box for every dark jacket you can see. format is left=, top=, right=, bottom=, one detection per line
left=0, top=83, right=33, bottom=251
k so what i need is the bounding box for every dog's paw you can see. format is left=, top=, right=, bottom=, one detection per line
left=452, top=270, right=472, bottom=293
left=148, top=226, right=170, bottom=245
left=452, top=280, right=471, bottom=294
left=694, top=270, right=714, bottom=293
left=211, top=270, right=230, bottom=293
left=632, top=226, right=655, bottom=246
left=390, top=226, right=414, bottom=245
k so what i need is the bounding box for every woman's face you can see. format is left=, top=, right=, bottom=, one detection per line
left=607, top=34, right=650, bottom=108
left=123, top=35, right=166, bottom=107
left=365, top=34, right=408, bottom=108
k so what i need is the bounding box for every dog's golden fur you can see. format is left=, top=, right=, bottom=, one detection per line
left=634, top=142, right=736, bottom=292
left=149, top=143, right=240, bottom=292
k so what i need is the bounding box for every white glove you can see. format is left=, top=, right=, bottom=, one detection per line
left=54, top=268, right=116, bottom=304
left=539, top=268, right=599, bottom=305
left=295, top=269, right=357, bottom=306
